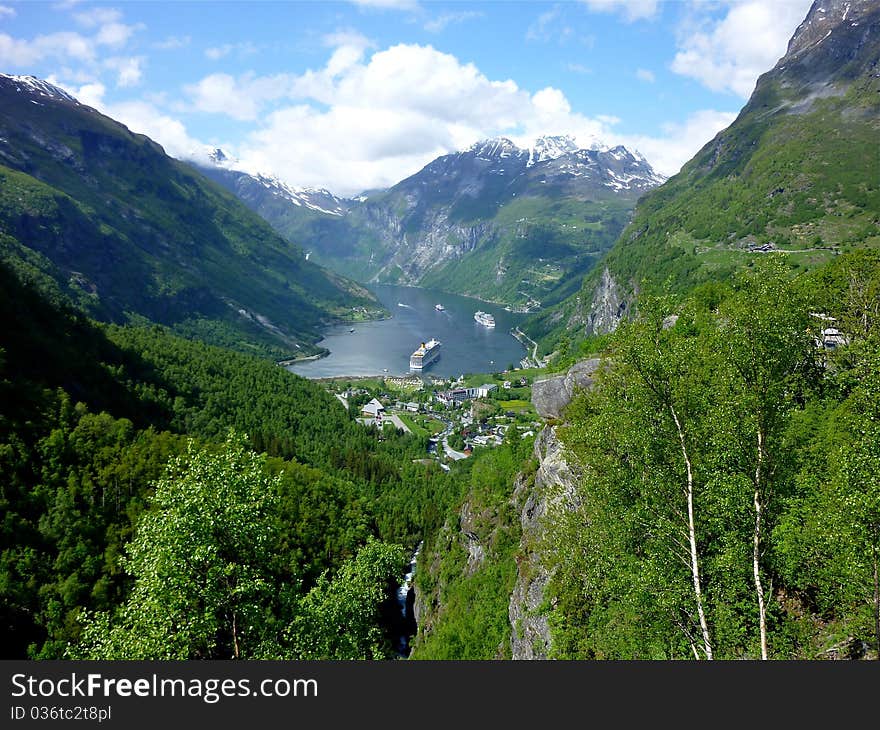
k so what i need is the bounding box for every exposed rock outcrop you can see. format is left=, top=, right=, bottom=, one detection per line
left=509, top=357, right=599, bottom=659
left=586, top=267, right=628, bottom=335
left=531, top=358, right=602, bottom=419
left=509, top=426, right=579, bottom=659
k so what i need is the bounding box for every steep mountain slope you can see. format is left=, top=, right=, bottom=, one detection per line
left=526, top=0, right=880, bottom=351
left=195, top=136, right=664, bottom=311
left=0, top=74, right=380, bottom=358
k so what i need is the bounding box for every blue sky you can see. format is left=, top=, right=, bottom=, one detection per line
left=0, top=0, right=813, bottom=195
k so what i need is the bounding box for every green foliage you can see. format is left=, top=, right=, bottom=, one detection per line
left=525, top=37, right=880, bottom=353
left=74, top=435, right=285, bottom=659
left=73, top=437, right=406, bottom=660
left=0, top=261, right=457, bottom=658
left=547, top=256, right=880, bottom=658
left=411, top=437, right=534, bottom=659
left=286, top=539, right=405, bottom=659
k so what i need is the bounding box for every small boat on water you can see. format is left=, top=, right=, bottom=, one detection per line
left=350, top=328, right=355, bottom=333
left=435, top=303, right=445, bottom=311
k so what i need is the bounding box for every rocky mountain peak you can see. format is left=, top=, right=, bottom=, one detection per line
left=783, top=0, right=875, bottom=60
left=0, top=73, right=78, bottom=104
left=208, top=147, right=230, bottom=165
left=467, top=137, right=524, bottom=160
left=527, top=135, right=581, bottom=166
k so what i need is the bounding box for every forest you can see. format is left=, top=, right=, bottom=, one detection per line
left=0, top=259, right=461, bottom=659
left=546, top=253, right=880, bottom=659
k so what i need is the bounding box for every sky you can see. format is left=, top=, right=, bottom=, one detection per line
left=0, top=0, right=815, bottom=196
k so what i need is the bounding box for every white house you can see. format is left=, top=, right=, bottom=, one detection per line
left=361, top=398, right=385, bottom=419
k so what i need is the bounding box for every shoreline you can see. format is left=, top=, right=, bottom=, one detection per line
left=283, top=284, right=530, bottom=377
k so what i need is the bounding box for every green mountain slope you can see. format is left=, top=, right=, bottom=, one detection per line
left=0, top=74, right=382, bottom=358
left=525, top=0, right=880, bottom=355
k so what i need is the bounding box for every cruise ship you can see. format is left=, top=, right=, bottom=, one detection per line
left=410, top=338, right=442, bottom=370
left=474, top=311, right=495, bottom=328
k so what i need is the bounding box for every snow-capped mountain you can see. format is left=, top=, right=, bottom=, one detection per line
left=188, top=133, right=665, bottom=310
left=527, top=135, right=582, bottom=166
left=398, top=135, right=663, bottom=196
left=0, top=73, right=79, bottom=104
left=190, top=147, right=349, bottom=217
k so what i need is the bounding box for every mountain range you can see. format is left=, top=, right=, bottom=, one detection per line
left=0, top=73, right=381, bottom=358
left=525, top=0, right=880, bottom=352
left=193, top=135, right=664, bottom=312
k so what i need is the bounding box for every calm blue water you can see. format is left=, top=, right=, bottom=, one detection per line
left=287, top=285, right=528, bottom=379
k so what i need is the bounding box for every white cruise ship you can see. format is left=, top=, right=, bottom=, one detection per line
left=474, top=311, right=495, bottom=328
left=410, top=338, right=442, bottom=370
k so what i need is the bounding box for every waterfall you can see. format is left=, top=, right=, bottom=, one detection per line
left=394, top=542, right=422, bottom=658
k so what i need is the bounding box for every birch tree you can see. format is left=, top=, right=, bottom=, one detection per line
left=716, top=260, right=815, bottom=659
left=558, top=299, right=718, bottom=658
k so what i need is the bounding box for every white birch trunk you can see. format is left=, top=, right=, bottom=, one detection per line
left=753, top=428, right=768, bottom=660
left=671, top=405, right=713, bottom=660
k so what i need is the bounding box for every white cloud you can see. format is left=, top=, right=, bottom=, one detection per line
left=566, top=62, right=592, bottom=74
left=185, top=72, right=295, bottom=121
left=95, top=21, right=140, bottom=48
left=636, top=68, right=655, bottom=83
left=323, top=30, right=374, bottom=52
left=424, top=11, right=484, bottom=33
left=104, top=56, right=144, bottom=87
left=154, top=35, right=190, bottom=50
left=619, top=108, right=739, bottom=177
left=671, top=0, right=813, bottom=98
left=192, top=43, right=623, bottom=194
left=204, top=41, right=258, bottom=61
left=0, top=6, right=142, bottom=69
left=71, top=80, right=106, bottom=108
left=0, top=5, right=16, bottom=19
left=347, top=0, right=419, bottom=9
left=73, top=7, right=122, bottom=27
left=527, top=7, right=574, bottom=43
left=580, top=0, right=659, bottom=22
left=0, top=30, right=97, bottom=66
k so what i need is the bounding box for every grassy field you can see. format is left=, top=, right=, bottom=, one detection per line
left=397, top=412, right=445, bottom=438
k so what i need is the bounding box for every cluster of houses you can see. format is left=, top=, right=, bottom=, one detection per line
left=434, top=383, right=497, bottom=407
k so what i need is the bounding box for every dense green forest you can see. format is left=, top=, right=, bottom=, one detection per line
left=0, top=259, right=461, bottom=658
left=410, top=436, right=536, bottom=659
left=545, top=254, right=880, bottom=659
left=4, top=249, right=878, bottom=660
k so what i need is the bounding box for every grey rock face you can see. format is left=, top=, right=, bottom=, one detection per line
left=510, top=358, right=600, bottom=659
left=531, top=358, right=601, bottom=419
left=509, top=426, right=580, bottom=660
left=586, top=267, right=628, bottom=335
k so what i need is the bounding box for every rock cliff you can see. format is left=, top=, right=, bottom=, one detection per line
left=509, top=358, right=596, bottom=659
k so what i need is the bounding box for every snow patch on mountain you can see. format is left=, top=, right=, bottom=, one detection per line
left=527, top=135, right=580, bottom=166
left=188, top=146, right=347, bottom=216
left=0, top=74, right=78, bottom=104
left=469, top=137, right=523, bottom=160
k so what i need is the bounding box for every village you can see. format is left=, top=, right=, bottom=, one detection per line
left=320, top=370, right=544, bottom=467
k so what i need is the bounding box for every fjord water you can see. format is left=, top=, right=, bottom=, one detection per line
left=287, top=285, right=528, bottom=379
